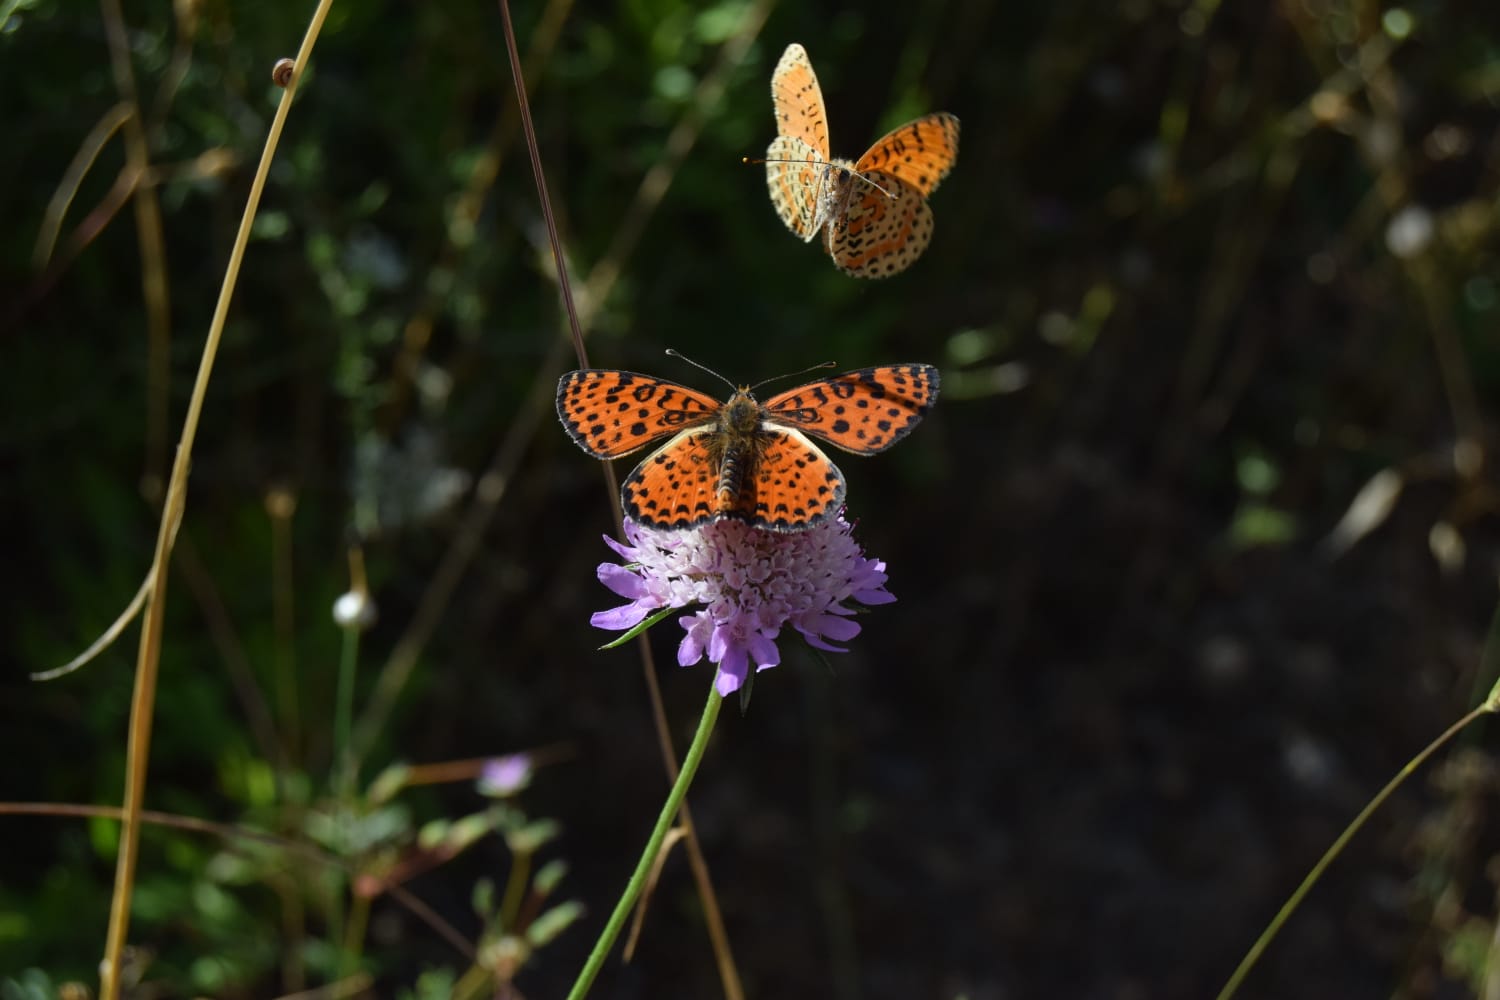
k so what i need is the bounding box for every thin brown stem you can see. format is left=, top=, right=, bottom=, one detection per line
left=493, top=3, right=764, bottom=994
left=33, top=102, right=133, bottom=268
left=98, top=0, right=174, bottom=498
left=3, top=801, right=474, bottom=962
left=97, top=4, right=338, bottom=995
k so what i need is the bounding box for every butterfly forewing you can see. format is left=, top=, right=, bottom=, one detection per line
left=556, top=370, right=721, bottom=459
left=853, top=113, right=961, bottom=198
left=763, top=364, right=940, bottom=455
left=770, top=43, right=831, bottom=159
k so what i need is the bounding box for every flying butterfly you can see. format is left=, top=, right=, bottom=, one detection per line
left=556, top=363, right=940, bottom=532
left=762, top=42, right=960, bottom=278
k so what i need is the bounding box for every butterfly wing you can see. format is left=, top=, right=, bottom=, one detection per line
left=824, top=174, right=935, bottom=278
left=762, top=365, right=940, bottom=455
left=739, top=428, right=846, bottom=531
left=770, top=43, right=831, bottom=159
left=620, top=427, right=724, bottom=530
left=556, top=370, right=720, bottom=459
left=853, top=112, right=960, bottom=198
left=765, top=135, right=827, bottom=242
left=823, top=113, right=958, bottom=277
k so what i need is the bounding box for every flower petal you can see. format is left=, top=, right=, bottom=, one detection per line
left=602, top=533, right=636, bottom=560
left=678, top=613, right=712, bottom=666
left=716, top=642, right=749, bottom=695
left=597, top=562, right=648, bottom=600
left=747, top=630, right=781, bottom=669
left=591, top=602, right=650, bottom=631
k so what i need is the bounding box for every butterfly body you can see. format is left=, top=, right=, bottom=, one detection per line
left=765, top=43, right=959, bottom=278
left=557, top=365, right=939, bottom=532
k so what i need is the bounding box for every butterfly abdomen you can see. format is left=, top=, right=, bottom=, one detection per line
left=710, top=393, right=765, bottom=515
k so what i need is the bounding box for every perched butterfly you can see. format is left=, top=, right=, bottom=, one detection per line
left=556, top=364, right=939, bottom=532
left=764, top=42, right=960, bottom=278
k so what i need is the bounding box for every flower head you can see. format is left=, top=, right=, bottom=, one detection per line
left=477, top=753, right=534, bottom=798
left=591, top=514, right=896, bottom=696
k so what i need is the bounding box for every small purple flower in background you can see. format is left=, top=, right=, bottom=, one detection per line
left=591, top=514, right=896, bottom=696
left=477, top=753, right=534, bottom=798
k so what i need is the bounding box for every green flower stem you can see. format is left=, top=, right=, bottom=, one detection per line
left=500, top=847, right=533, bottom=930
left=334, top=620, right=360, bottom=797
left=332, top=620, right=361, bottom=983
left=567, top=676, right=725, bottom=1000
left=1215, top=701, right=1494, bottom=1000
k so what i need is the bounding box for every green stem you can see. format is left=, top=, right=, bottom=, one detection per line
left=567, top=676, right=724, bottom=1000
left=335, top=620, right=360, bottom=797
left=500, top=847, right=533, bottom=931
left=332, top=620, right=360, bottom=982
left=1215, top=702, right=1493, bottom=1000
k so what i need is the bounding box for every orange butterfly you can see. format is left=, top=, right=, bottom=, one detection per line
left=556, top=364, right=939, bottom=532
left=765, top=43, right=960, bottom=278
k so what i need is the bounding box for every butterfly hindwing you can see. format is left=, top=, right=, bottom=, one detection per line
left=825, top=172, right=934, bottom=278
left=766, top=134, right=827, bottom=242
left=621, top=428, right=723, bottom=529
left=743, top=427, right=847, bottom=531
left=556, top=370, right=721, bottom=459
left=763, top=364, right=940, bottom=455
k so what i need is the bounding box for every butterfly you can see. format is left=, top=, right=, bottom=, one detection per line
left=764, top=42, right=960, bottom=278
left=556, top=364, right=939, bottom=532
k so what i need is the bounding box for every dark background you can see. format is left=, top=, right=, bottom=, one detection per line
left=6, top=0, right=1500, bottom=997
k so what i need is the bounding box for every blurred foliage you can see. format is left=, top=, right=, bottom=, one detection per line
left=6, top=0, right=1500, bottom=996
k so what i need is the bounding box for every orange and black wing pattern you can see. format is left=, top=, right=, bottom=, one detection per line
left=770, top=43, right=830, bottom=158
left=762, top=365, right=940, bottom=455
left=766, top=135, right=828, bottom=241
left=853, top=112, right=960, bottom=199
left=620, top=428, right=724, bottom=530
left=556, top=370, right=721, bottom=459
left=740, top=428, right=847, bottom=531
left=766, top=44, right=833, bottom=242
left=824, top=176, right=935, bottom=278
left=824, top=114, right=959, bottom=277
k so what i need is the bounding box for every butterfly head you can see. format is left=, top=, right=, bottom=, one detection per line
left=719, top=389, right=763, bottom=436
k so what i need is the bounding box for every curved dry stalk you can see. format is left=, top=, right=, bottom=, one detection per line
left=0, top=801, right=474, bottom=962
left=623, top=825, right=689, bottom=959
left=33, top=101, right=133, bottom=268
left=31, top=571, right=152, bottom=682
left=32, top=498, right=183, bottom=682
left=97, top=3, right=338, bottom=995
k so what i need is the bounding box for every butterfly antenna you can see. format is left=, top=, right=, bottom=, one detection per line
left=749, top=360, right=837, bottom=393
left=742, top=156, right=896, bottom=200
left=852, top=172, right=895, bottom=200
left=664, top=349, right=737, bottom=392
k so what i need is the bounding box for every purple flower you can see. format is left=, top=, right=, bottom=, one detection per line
left=591, top=515, right=897, bottom=696
left=477, top=753, right=534, bottom=797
